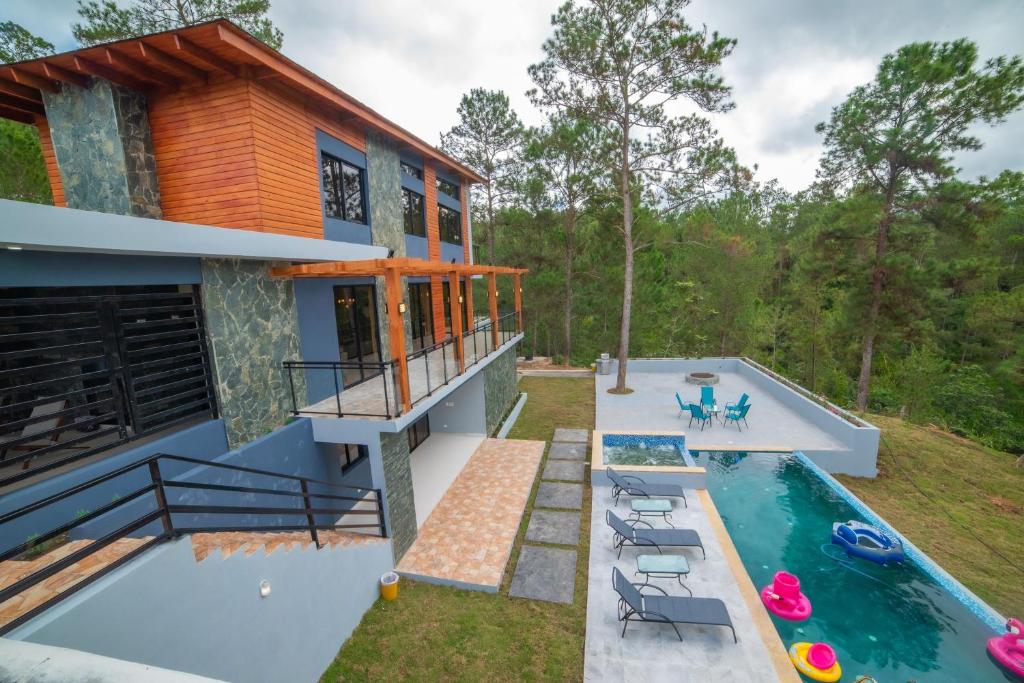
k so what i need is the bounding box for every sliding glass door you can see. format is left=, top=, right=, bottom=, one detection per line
left=334, top=284, right=382, bottom=386
left=408, top=282, right=434, bottom=351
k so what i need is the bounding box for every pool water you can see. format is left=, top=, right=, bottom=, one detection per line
left=692, top=451, right=1005, bottom=682
left=602, top=434, right=689, bottom=466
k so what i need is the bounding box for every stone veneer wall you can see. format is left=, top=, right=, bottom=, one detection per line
left=365, top=131, right=413, bottom=356
left=379, top=429, right=417, bottom=560
left=42, top=79, right=161, bottom=218
left=200, top=259, right=306, bottom=448
left=483, top=345, right=519, bottom=435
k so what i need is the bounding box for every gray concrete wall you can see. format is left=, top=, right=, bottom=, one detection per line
left=200, top=258, right=306, bottom=448
left=7, top=534, right=393, bottom=683
left=428, top=371, right=487, bottom=434
left=43, top=79, right=161, bottom=218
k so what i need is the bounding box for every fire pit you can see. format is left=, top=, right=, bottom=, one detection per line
left=684, top=372, right=719, bottom=386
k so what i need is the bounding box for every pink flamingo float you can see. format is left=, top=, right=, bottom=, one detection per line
left=760, top=571, right=812, bottom=621
left=988, top=618, right=1024, bottom=679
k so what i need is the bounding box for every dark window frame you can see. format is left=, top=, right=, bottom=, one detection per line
left=339, top=443, right=369, bottom=473
left=321, top=152, right=367, bottom=225
left=402, top=187, right=426, bottom=237
left=408, top=414, right=430, bottom=453
left=437, top=177, right=460, bottom=200
left=438, top=205, right=462, bottom=245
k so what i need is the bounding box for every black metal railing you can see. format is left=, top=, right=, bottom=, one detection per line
left=282, top=360, right=402, bottom=419
left=0, top=288, right=218, bottom=488
left=462, top=319, right=494, bottom=369
left=0, top=452, right=386, bottom=635
left=496, top=311, right=519, bottom=347
left=405, top=336, right=459, bottom=406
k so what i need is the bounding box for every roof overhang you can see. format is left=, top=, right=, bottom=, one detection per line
left=0, top=199, right=388, bottom=262
left=0, top=19, right=486, bottom=184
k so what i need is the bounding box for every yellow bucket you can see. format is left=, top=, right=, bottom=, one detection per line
left=380, top=571, right=399, bottom=601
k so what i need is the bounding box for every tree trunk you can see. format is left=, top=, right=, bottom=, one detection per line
left=563, top=207, right=575, bottom=364
left=486, top=184, right=496, bottom=265
left=856, top=192, right=894, bottom=411
left=615, top=131, right=633, bottom=393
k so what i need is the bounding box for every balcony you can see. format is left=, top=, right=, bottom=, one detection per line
left=272, top=257, right=526, bottom=421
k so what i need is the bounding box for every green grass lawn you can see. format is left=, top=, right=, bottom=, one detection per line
left=836, top=414, right=1024, bottom=618
left=321, top=376, right=595, bottom=683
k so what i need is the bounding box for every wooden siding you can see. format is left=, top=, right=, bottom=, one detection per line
left=35, top=116, right=65, bottom=207
left=423, top=164, right=446, bottom=335
left=461, top=183, right=471, bottom=263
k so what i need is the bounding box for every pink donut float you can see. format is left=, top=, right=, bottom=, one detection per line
left=761, top=571, right=812, bottom=621
left=988, top=618, right=1024, bottom=679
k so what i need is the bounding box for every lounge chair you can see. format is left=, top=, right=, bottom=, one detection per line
left=606, top=509, right=705, bottom=559
left=724, top=403, right=751, bottom=431
left=613, top=567, right=736, bottom=642
left=607, top=467, right=687, bottom=508
left=686, top=402, right=711, bottom=430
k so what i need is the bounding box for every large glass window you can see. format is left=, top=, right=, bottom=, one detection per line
left=438, top=205, right=462, bottom=244
left=321, top=152, right=366, bottom=224
left=408, top=282, right=434, bottom=351
left=334, top=284, right=382, bottom=386
left=408, top=414, right=430, bottom=453
left=437, top=177, right=459, bottom=199
left=338, top=443, right=368, bottom=473
left=400, top=161, right=423, bottom=180
left=402, top=188, right=425, bottom=237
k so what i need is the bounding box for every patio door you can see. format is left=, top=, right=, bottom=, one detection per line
left=408, top=282, right=434, bottom=351
left=333, top=284, right=382, bottom=386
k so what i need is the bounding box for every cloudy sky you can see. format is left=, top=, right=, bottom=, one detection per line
left=7, top=0, right=1024, bottom=192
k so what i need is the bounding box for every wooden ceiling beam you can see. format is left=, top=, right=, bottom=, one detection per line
left=41, top=61, right=91, bottom=88
left=7, top=67, right=58, bottom=93
left=0, top=77, right=43, bottom=104
left=0, top=93, right=44, bottom=115
left=171, top=34, right=239, bottom=78
left=136, top=41, right=208, bottom=84
left=0, top=104, right=34, bottom=124
left=104, top=48, right=180, bottom=88
left=73, top=55, right=150, bottom=92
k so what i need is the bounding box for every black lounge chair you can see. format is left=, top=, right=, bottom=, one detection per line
left=606, top=509, right=705, bottom=559
left=607, top=467, right=687, bottom=508
left=612, top=567, right=736, bottom=642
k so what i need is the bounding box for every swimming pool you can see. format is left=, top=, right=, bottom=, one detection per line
left=692, top=451, right=1004, bottom=682
left=601, top=434, right=692, bottom=466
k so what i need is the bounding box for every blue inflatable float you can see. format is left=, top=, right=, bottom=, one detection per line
left=831, top=520, right=904, bottom=566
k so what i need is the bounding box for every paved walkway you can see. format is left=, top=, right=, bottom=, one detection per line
left=396, top=438, right=544, bottom=591
left=584, top=485, right=791, bottom=682
left=508, top=428, right=588, bottom=605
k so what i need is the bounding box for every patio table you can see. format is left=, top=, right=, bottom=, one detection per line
left=629, top=499, right=674, bottom=527
left=635, top=554, right=691, bottom=594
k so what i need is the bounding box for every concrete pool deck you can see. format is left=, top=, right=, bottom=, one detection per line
left=584, top=485, right=798, bottom=682
left=596, top=370, right=844, bottom=453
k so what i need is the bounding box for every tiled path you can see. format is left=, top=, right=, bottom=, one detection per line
left=509, top=428, right=588, bottom=605
left=396, top=438, right=544, bottom=591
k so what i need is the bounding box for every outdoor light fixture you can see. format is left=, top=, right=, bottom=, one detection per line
left=259, top=580, right=271, bottom=598
left=398, top=302, right=407, bottom=313
left=458, top=296, right=464, bottom=303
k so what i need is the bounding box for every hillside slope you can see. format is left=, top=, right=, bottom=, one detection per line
left=836, top=414, right=1024, bottom=619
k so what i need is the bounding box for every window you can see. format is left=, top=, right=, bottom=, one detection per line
left=408, top=282, right=434, bottom=351
left=408, top=414, right=430, bottom=452
left=437, top=177, right=459, bottom=199
left=400, top=161, right=423, bottom=180
left=338, top=443, right=368, bottom=473
left=321, top=152, right=366, bottom=224
left=402, top=188, right=425, bottom=237
left=334, top=284, right=382, bottom=387
left=438, top=206, right=462, bottom=244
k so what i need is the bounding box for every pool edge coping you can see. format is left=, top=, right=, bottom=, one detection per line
left=697, top=489, right=801, bottom=683
left=592, top=430, right=707, bottom=475
left=794, top=450, right=1006, bottom=633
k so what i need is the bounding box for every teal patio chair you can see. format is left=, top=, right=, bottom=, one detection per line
left=687, top=403, right=712, bottom=431
left=700, top=385, right=715, bottom=411
left=726, top=393, right=749, bottom=411
left=724, top=403, right=751, bottom=431
left=675, top=392, right=687, bottom=418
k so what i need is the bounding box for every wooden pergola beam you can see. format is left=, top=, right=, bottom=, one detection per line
left=41, top=61, right=91, bottom=88
left=268, top=258, right=526, bottom=280
left=0, top=77, right=43, bottom=104
left=448, top=270, right=465, bottom=373
left=513, top=273, right=523, bottom=333
left=73, top=55, right=149, bottom=92
left=488, top=272, right=499, bottom=349
left=136, top=41, right=208, bottom=84
left=0, top=104, right=33, bottom=124
left=105, top=48, right=181, bottom=88
left=383, top=267, right=412, bottom=412
left=0, top=93, right=44, bottom=115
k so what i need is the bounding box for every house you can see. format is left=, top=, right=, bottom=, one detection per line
left=0, top=19, right=526, bottom=682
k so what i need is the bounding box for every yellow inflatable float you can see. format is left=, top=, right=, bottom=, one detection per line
left=788, top=642, right=842, bottom=683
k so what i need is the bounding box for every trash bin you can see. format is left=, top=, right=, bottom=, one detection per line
left=597, top=353, right=611, bottom=375
left=380, top=571, right=399, bottom=601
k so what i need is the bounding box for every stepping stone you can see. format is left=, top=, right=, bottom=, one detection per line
left=543, top=460, right=585, bottom=482
left=508, top=545, right=577, bottom=604
left=553, top=428, right=589, bottom=444
left=535, top=482, right=582, bottom=510
left=548, top=442, right=586, bottom=461
left=525, top=510, right=580, bottom=546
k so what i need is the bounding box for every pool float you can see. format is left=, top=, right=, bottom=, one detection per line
left=789, top=642, right=842, bottom=683
left=831, top=520, right=904, bottom=565
left=987, top=618, right=1024, bottom=679
left=760, top=571, right=811, bottom=621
